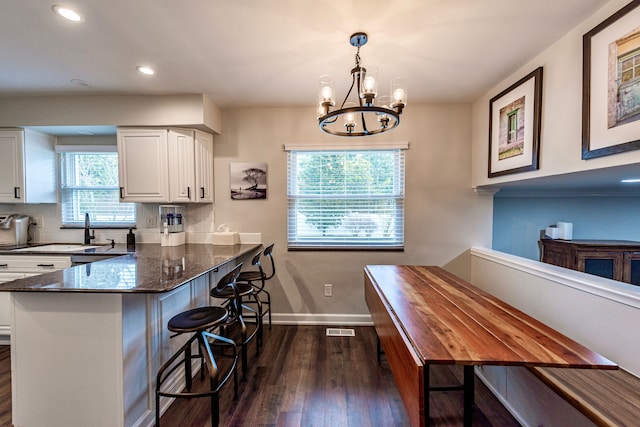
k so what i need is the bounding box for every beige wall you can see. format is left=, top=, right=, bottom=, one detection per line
left=472, top=0, right=640, bottom=189
left=212, top=104, right=492, bottom=321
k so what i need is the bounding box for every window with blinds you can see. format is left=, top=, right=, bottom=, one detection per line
left=60, top=152, right=136, bottom=227
left=287, top=148, right=405, bottom=250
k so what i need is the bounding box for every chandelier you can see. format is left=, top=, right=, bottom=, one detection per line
left=317, top=32, right=407, bottom=137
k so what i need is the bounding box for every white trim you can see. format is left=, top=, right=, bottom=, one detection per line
left=470, top=247, right=640, bottom=309
left=283, top=141, right=409, bottom=151
left=475, top=367, right=529, bottom=427
left=272, top=313, right=373, bottom=326
left=55, top=144, right=117, bottom=153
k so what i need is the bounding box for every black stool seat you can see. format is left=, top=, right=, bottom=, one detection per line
left=168, top=306, right=228, bottom=333
left=238, top=270, right=262, bottom=282
left=210, top=282, right=253, bottom=299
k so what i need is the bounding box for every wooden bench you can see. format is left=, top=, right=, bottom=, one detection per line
left=528, top=366, right=640, bottom=427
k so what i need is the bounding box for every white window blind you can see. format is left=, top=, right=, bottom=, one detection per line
left=287, top=148, right=405, bottom=250
left=60, top=152, right=136, bottom=227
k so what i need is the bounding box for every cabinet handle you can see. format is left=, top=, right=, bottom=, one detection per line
left=187, top=186, right=191, bottom=199
left=14, top=187, right=20, bottom=199
left=0, top=264, right=7, bottom=268
left=37, top=264, right=55, bottom=268
left=119, top=187, right=124, bottom=199
left=200, top=187, right=205, bottom=199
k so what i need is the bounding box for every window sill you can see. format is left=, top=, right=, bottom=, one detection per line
left=288, top=246, right=404, bottom=252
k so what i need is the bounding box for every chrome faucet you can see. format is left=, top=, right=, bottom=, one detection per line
left=84, top=213, right=95, bottom=245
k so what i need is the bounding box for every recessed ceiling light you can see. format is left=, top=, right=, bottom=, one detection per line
left=52, top=5, right=83, bottom=22
left=621, top=178, right=640, bottom=183
left=136, top=66, right=155, bottom=76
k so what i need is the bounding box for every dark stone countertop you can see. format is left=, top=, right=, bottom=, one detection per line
left=0, top=243, right=261, bottom=293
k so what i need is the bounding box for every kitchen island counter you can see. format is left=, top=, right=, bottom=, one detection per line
left=3, top=242, right=262, bottom=427
left=0, top=243, right=260, bottom=292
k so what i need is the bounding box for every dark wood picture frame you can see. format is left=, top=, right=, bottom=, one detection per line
left=582, top=0, right=640, bottom=159
left=488, top=67, right=543, bottom=178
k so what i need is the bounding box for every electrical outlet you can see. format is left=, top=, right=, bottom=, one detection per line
left=324, top=284, right=333, bottom=297
left=32, top=216, right=44, bottom=228
left=143, top=216, right=157, bottom=228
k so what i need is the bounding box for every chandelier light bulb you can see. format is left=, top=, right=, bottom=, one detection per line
left=363, top=76, right=376, bottom=93
left=393, top=88, right=405, bottom=103
left=321, top=86, right=333, bottom=102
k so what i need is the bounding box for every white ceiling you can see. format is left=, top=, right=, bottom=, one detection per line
left=1, top=0, right=608, bottom=108
left=7, top=0, right=638, bottom=191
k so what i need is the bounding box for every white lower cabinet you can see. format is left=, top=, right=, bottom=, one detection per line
left=0, top=255, right=71, bottom=344
left=10, top=261, right=237, bottom=427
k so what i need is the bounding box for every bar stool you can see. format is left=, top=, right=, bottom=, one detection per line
left=155, top=264, right=242, bottom=427
left=238, top=243, right=275, bottom=332
left=209, top=264, right=261, bottom=379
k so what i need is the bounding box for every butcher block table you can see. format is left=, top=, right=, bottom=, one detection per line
left=364, top=265, right=618, bottom=427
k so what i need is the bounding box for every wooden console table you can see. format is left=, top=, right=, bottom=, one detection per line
left=540, top=238, right=640, bottom=284
left=364, top=265, right=618, bottom=427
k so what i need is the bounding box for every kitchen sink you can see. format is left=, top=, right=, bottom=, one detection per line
left=13, top=244, right=102, bottom=252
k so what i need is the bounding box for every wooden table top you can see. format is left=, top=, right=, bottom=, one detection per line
left=365, top=265, right=618, bottom=369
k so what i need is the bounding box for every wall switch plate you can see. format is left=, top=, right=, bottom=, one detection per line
left=143, top=216, right=157, bottom=228
left=324, top=284, right=333, bottom=297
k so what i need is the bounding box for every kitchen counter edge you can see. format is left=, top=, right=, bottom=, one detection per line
left=0, top=243, right=262, bottom=293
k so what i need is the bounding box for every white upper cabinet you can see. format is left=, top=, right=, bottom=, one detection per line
left=0, top=129, right=56, bottom=204
left=168, top=129, right=196, bottom=203
left=194, top=130, right=214, bottom=203
left=117, top=128, right=170, bottom=203
left=117, top=128, right=214, bottom=203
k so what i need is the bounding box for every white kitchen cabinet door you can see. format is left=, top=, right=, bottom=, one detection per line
left=0, top=129, right=56, bottom=204
left=168, top=129, right=196, bottom=202
left=194, top=130, right=214, bottom=203
left=117, top=128, right=169, bottom=202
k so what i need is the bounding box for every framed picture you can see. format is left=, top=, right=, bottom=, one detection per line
left=583, top=0, right=640, bottom=159
left=488, top=67, right=543, bottom=178
left=230, top=162, right=267, bottom=200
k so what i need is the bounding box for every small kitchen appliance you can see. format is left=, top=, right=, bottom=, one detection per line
left=0, top=214, right=30, bottom=246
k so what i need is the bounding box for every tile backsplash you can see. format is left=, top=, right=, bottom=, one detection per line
left=0, top=203, right=216, bottom=245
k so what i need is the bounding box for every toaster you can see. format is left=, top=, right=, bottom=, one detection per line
left=0, top=214, right=30, bottom=246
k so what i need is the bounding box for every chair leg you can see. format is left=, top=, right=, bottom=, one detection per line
left=211, top=381, right=220, bottom=427
left=185, top=345, right=193, bottom=392
left=264, top=289, right=272, bottom=330
left=155, top=390, right=161, bottom=427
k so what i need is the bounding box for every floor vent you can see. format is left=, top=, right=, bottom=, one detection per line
left=326, top=328, right=355, bottom=337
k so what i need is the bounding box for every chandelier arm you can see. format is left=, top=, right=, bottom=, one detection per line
left=339, top=71, right=357, bottom=109
left=355, top=71, right=370, bottom=134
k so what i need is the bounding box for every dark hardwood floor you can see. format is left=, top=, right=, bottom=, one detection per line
left=0, top=326, right=520, bottom=427
left=160, top=325, right=520, bottom=427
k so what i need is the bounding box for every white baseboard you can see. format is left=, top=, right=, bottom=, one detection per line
left=272, top=313, right=373, bottom=326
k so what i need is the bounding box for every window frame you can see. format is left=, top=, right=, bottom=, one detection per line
left=285, top=142, right=408, bottom=251
left=58, top=146, right=136, bottom=229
